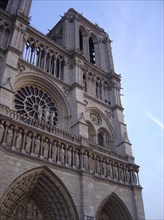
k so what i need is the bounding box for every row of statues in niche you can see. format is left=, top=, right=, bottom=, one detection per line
left=0, top=119, right=138, bottom=185
left=12, top=199, right=43, bottom=220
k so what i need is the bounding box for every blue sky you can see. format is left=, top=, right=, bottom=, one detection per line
left=30, top=1, right=163, bottom=219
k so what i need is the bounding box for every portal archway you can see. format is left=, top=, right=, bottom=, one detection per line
left=0, top=166, right=79, bottom=220
left=96, top=193, right=132, bottom=220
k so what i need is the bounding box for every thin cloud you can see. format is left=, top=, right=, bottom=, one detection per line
left=146, top=112, right=164, bottom=130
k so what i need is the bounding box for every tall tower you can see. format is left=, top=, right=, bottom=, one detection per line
left=0, top=2, right=145, bottom=220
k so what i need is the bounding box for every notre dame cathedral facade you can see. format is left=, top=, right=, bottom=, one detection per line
left=0, top=0, right=145, bottom=219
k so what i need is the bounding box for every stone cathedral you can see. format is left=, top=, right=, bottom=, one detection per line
left=0, top=1, right=145, bottom=220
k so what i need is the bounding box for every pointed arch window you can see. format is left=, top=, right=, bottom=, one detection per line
left=79, top=30, right=83, bottom=51
left=98, top=133, right=104, bottom=146
left=0, top=0, right=8, bottom=10
left=89, top=37, right=95, bottom=64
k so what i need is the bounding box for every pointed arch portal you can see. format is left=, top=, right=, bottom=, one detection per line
left=0, top=166, right=79, bottom=220
left=96, top=193, right=133, bottom=220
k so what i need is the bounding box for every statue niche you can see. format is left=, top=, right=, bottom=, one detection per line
left=11, top=199, right=43, bottom=220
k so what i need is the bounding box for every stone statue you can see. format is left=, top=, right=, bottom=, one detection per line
left=49, top=111, right=55, bottom=125
left=125, top=169, right=131, bottom=183
left=43, top=138, right=49, bottom=159
left=119, top=166, right=125, bottom=182
left=25, top=133, right=32, bottom=153
left=84, top=152, right=89, bottom=170
left=6, top=126, right=13, bottom=147
left=132, top=171, right=137, bottom=185
left=37, top=105, right=42, bottom=120
left=89, top=156, right=94, bottom=173
left=96, top=158, right=101, bottom=175
left=113, top=165, right=119, bottom=180
left=60, top=145, right=65, bottom=164
left=75, top=149, right=79, bottom=168
left=0, top=119, right=4, bottom=143
left=102, top=159, right=107, bottom=177
left=15, top=129, right=22, bottom=150
left=67, top=147, right=72, bottom=166
left=108, top=161, right=113, bottom=178
left=52, top=141, right=58, bottom=162
left=34, top=136, right=41, bottom=155
left=44, top=106, right=50, bottom=122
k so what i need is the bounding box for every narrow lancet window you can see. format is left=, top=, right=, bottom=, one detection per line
left=79, top=31, right=83, bottom=51
left=0, top=0, right=8, bottom=10
left=89, top=37, right=95, bottom=64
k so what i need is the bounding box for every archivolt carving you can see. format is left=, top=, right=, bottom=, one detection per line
left=0, top=166, right=79, bottom=220
left=96, top=193, right=133, bottom=220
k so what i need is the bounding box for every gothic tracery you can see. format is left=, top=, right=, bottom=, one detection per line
left=14, top=86, right=58, bottom=125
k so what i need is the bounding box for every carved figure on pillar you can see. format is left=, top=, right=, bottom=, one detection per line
left=102, top=159, right=107, bottom=177
left=67, top=147, right=72, bottom=166
left=34, top=136, right=41, bottom=156
left=119, top=165, right=125, bottom=182
left=75, top=149, right=79, bottom=168
left=0, top=119, right=4, bottom=143
left=15, top=129, right=22, bottom=150
left=132, top=170, right=137, bottom=185
left=89, top=155, right=94, bottom=173
left=113, top=164, right=119, bottom=180
left=25, top=133, right=32, bottom=153
left=43, top=138, right=49, bottom=159
left=125, top=167, right=131, bottom=184
left=96, top=157, right=101, bottom=175
left=107, top=161, right=113, bottom=179
left=84, top=151, right=89, bottom=170
left=52, top=141, right=58, bottom=162
left=6, top=125, right=14, bottom=147
left=60, top=144, right=65, bottom=164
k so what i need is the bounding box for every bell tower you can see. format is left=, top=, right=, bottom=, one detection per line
left=0, top=3, right=145, bottom=220
left=47, top=8, right=132, bottom=157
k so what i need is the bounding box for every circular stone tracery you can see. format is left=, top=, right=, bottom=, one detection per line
left=14, top=86, right=58, bottom=125
left=90, top=111, right=102, bottom=126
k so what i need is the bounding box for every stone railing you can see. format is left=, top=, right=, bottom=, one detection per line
left=0, top=105, right=141, bottom=187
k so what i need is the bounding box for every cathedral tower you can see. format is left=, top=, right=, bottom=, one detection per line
left=0, top=1, right=145, bottom=220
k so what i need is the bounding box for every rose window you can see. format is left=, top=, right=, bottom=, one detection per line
left=90, top=112, right=102, bottom=126
left=14, top=86, right=58, bottom=125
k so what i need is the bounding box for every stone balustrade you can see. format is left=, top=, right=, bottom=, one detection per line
left=0, top=105, right=141, bottom=187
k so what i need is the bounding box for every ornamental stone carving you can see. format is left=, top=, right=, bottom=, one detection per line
left=43, top=138, right=49, bottom=159
left=0, top=119, right=4, bottom=142
left=25, top=133, right=32, bottom=153
left=6, top=126, right=14, bottom=147
left=90, top=112, right=102, bottom=126
left=14, top=86, right=58, bottom=126
left=52, top=141, right=58, bottom=162
left=15, top=129, right=22, bottom=150
left=34, top=136, right=41, bottom=156
left=75, top=149, right=80, bottom=168
left=67, top=147, right=72, bottom=166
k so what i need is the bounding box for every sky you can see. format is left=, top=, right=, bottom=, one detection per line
left=29, top=1, right=163, bottom=219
